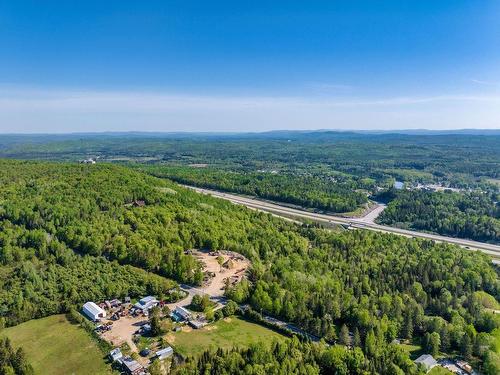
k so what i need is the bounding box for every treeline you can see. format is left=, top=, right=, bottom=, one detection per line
left=0, top=160, right=304, bottom=324
left=173, top=337, right=420, bottom=375
left=0, top=160, right=306, bottom=286
left=377, top=189, right=500, bottom=243
left=144, top=166, right=369, bottom=213
left=0, top=337, right=33, bottom=375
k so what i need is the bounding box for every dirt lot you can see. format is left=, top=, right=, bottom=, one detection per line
left=166, top=249, right=250, bottom=311
left=101, top=315, right=147, bottom=353
left=193, top=250, right=250, bottom=297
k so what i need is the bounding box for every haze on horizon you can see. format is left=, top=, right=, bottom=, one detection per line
left=1, top=1, right=499, bottom=133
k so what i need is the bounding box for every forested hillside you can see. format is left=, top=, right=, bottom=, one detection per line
left=377, top=189, right=500, bottom=243
left=0, top=160, right=499, bottom=373
left=175, top=338, right=375, bottom=375
left=144, top=165, right=369, bottom=213
left=1, top=131, right=500, bottom=239
left=2, top=132, right=499, bottom=188
left=0, top=160, right=306, bottom=285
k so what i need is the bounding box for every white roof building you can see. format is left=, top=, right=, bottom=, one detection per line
left=414, top=354, right=437, bottom=371
left=155, top=347, right=174, bottom=360
left=82, top=302, right=106, bottom=321
left=133, top=296, right=159, bottom=311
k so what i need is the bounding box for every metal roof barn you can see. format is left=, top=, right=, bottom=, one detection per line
left=155, top=347, right=174, bottom=360
left=82, top=301, right=106, bottom=321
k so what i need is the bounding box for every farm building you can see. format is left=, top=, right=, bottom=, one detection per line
left=121, top=357, right=145, bottom=375
left=189, top=320, right=207, bottom=329
left=133, top=296, right=159, bottom=313
left=82, top=302, right=106, bottom=321
left=414, top=354, right=437, bottom=372
left=172, top=306, right=192, bottom=322
left=155, top=347, right=174, bottom=360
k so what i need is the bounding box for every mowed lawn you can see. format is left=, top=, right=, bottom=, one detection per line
left=428, top=366, right=454, bottom=375
left=3, top=314, right=112, bottom=375
left=167, top=317, right=286, bottom=357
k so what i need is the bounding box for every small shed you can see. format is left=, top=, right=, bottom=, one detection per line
left=109, top=348, right=123, bottom=362
left=189, top=320, right=207, bottom=330
left=155, top=347, right=174, bottom=360
left=414, top=354, right=437, bottom=372
left=82, top=302, right=106, bottom=321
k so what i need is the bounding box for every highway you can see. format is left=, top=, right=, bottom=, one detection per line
left=186, top=186, right=500, bottom=262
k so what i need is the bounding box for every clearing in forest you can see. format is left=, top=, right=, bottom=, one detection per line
left=3, top=314, right=111, bottom=375
left=167, top=316, right=286, bottom=357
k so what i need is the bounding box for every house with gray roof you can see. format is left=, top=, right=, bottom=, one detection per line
left=414, top=354, right=437, bottom=372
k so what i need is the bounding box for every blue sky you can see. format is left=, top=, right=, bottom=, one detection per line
left=0, top=1, right=499, bottom=132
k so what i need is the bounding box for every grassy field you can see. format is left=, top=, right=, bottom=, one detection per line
left=166, top=317, right=287, bottom=357
left=3, top=315, right=112, bottom=375
left=428, top=366, right=454, bottom=375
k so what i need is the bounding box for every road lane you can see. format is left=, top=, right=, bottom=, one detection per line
left=186, top=186, right=500, bottom=259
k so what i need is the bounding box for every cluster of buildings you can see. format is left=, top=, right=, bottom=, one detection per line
left=171, top=305, right=207, bottom=329
left=414, top=354, right=475, bottom=375
left=109, top=347, right=174, bottom=375
left=82, top=295, right=161, bottom=322
left=90, top=295, right=175, bottom=375
left=82, top=296, right=206, bottom=373
left=132, top=296, right=159, bottom=316
left=439, top=358, right=475, bottom=375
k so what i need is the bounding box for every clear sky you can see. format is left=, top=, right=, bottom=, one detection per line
left=0, top=1, right=499, bottom=133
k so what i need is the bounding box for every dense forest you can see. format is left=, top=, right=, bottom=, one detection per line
left=377, top=189, right=500, bottom=243
left=143, top=165, right=369, bottom=213
left=1, top=131, right=500, bottom=242
left=226, top=228, right=500, bottom=373
left=0, top=160, right=499, bottom=373
left=0, top=221, right=178, bottom=326
left=1, top=132, right=499, bottom=188
left=2, top=131, right=499, bottom=233
left=0, top=160, right=304, bottom=285
left=174, top=338, right=396, bottom=375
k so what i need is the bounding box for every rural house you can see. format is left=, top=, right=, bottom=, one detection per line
left=133, top=296, right=159, bottom=313
left=414, top=354, right=437, bottom=372
left=172, top=306, right=192, bottom=321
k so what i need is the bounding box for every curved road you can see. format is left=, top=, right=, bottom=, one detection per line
left=187, top=186, right=500, bottom=262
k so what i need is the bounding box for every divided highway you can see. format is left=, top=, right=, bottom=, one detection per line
left=187, top=186, right=500, bottom=262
